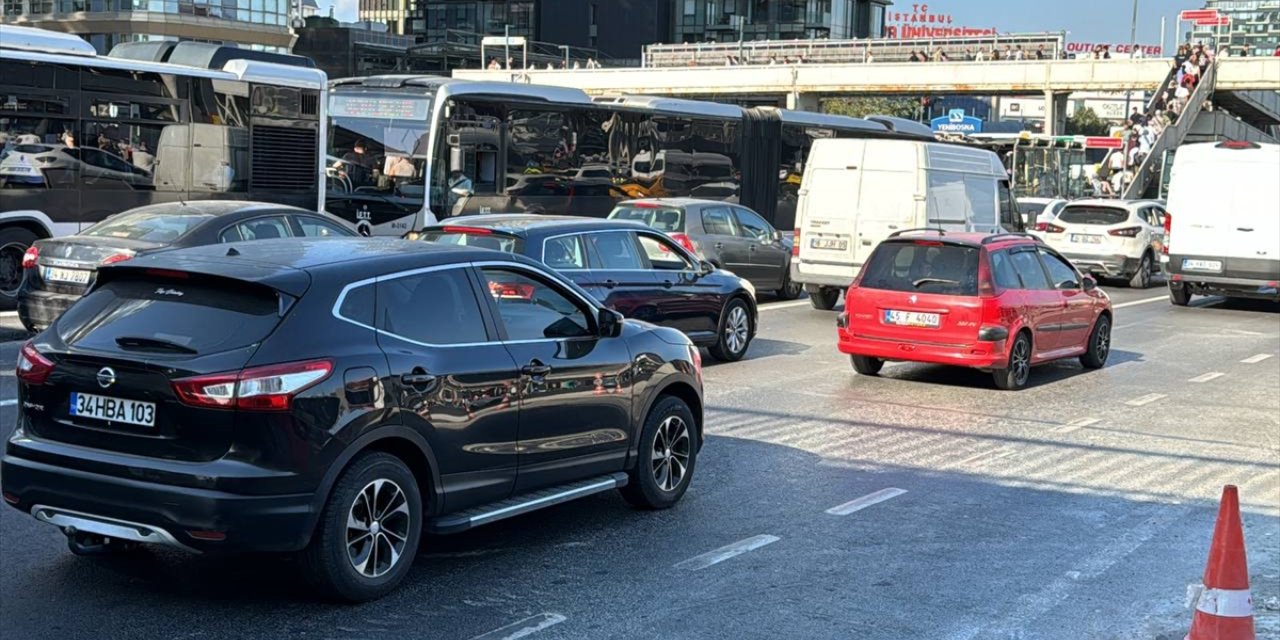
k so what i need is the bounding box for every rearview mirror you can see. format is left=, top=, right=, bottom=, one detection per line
left=1058, top=280, right=1080, bottom=291
left=597, top=308, right=624, bottom=338
left=698, top=260, right=715, bottom=276
left=772, top=229, right=783, bottom=243
left=1081, top=276, right=1097, bottom=292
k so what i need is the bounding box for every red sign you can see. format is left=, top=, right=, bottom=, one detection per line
left=885, top=3, right=997, bottom=40
left=1179, top=9, right=1219, bottom=22
left=1085, top=137, right=1124, bottom=149
left=1205, top=17, right=1231, bottom=26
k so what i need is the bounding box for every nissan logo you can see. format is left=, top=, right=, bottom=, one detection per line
left=96, top=367, right=116, bottom=389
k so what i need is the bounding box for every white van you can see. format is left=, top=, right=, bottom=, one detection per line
left=1164, top=141, right=1280, bottom=305
left=791, top=138, right=1021, bottom=309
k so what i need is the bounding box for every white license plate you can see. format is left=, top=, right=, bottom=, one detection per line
left=810, top=237, right=848, bottom=251
left=69, top=392, right=156, bottom=427
left=42, top=266, right=91, bottom=285
left=1182, top=259, right=1222, bottom=272
left=1070, top=234, right=1103, bottom=244
left=884, top=310, right=941, bottom=328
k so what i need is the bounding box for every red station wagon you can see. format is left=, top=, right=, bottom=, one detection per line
left=837, top=230, right=1114, bottom=390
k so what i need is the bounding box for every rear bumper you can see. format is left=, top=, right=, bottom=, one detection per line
left=2, top=450, right=317, bottom=553
left=1167, top=254, right=1280, bottom=300
left=17, top=288, right=80, bottom=331
left=1061, top=252, right=1140, bottom=278
left=836, top=325, right=1008, bottom=369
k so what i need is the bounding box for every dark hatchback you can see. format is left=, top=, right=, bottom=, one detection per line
left=422, top=215, right=760, bottom=362
left=2, top=238, right=703, bottom=601
left=17, top=201, right=356, bottom=332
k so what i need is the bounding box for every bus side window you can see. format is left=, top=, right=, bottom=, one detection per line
left=998, top=180, right=1021, bottom=231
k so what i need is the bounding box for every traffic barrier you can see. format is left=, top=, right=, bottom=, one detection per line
left=1186, top=485, right=1254, bottom=640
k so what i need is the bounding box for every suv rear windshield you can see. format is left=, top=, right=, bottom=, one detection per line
left=860, top=241, right=981, bottom=296
left=1057, top=206, right=1129, bottom=226
left=56, top=274, right=283, bottom=355
left=83, top=212, right=214, bottom=243
left=421, top=229, right=523, bottom=254
left=608, top=205, right=685, bottom=232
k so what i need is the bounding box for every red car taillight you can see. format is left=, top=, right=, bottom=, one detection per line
left=792, top=228, right=800, bottom=257
left=1162, top=211, right=1172, bottom=255
left=100, top=252, right=133, bottom=265
left=1042, top=223, right=1066, bottom=234
left=21, top=246, right=39, bottom=269
left=172, top=359, right=333, bottom=411
left=978, top=252, right=997, bottom=298
left=670, top=233, right=698, bottom=254
left=1108, top=226, right=1142, bottom=237
left=17, top=343, right=54, bottom=385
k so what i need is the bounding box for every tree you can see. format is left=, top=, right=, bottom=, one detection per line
left=823, top=96, right=919, bottom=120
left=1064, top=107, right=1110, bottom=137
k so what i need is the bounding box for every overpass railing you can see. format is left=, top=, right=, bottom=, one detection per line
left=643, top=32, right=1066, bottom=68
left=1121, top=61, right=1216, bottom=199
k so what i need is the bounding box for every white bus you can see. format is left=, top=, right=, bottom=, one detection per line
left=0, top=24, right=328, bottom=309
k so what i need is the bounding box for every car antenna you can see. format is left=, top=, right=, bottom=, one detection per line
left=226, top=247, right=240, bottom=256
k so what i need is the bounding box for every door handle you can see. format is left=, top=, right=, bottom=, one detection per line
left=714, top=242, right=724, bottom=250
left=1237, top=227, right=1254, bottom=232
left=662, top=279, right=674, bottom=288
left=749, top=244, right=758, bottom=251
left=400, top=369, right=436, bottom=387
left=602, top=279, right=618, bottom=289
left=521, top=361, right=552, bottom=377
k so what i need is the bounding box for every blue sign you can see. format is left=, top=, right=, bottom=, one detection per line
left=932, top=109, right=984, bottom=134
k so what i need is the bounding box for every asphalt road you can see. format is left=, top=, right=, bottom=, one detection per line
left=1, top=286, right=1278, bottom=640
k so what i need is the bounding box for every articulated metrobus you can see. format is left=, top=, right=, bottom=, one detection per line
left=0, top=24, right=327, bottom=308
left=323, top=75, right=933, bottom=236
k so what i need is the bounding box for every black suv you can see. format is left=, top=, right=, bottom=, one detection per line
left=422, top=215, right=759, bottom=362
left=2, top=238, right=703, bottom=601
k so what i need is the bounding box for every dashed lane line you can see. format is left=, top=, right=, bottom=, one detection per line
left=825, top=488, right=908, bottom=516
left=1242, top=353, right=1275, bottom=364
left=0, top=399, right=16, bottom=407
left=1188, top=372, right=1225, bottom=383
left=673, top=534, right=780, bottom=571
left=1124, top=393, right=1167, bottom=407
left=1112, top=296, right=1168, bottom=310
left=468, top=614, right=567, bottom=640
left=759, top=300, right=816, bottom=312
left=956, top=446, right=1016, bottom=467
left=1053, top=417, right=1100, bottom=434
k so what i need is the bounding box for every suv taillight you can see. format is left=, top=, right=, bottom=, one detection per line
left=16, top=343, right=54, bottom=385
left=792, top=228, right=800, bottom=257
left=21, top=246, right=39, bottom=270
left=172, top=360, right=333, bottom=411
left=1042, top=223, right=1066, bottom=234
left=1108, top=226, right=1142, bottom=237
left=1162, top=212, right=1172, bottom=255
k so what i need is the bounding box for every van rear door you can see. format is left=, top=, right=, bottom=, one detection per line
left=797, top=168, right=860, bottom=268
left=1169, top=145, right=1280, bottom=280
left=851, top=168, right=916, bottom=266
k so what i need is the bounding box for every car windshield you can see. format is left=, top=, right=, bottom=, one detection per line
left=860, top=241, right=980, bottom=296
left=1057, top=206, right=1129, bottom=226
left=81, top=212, right=215, bottom=243
left=421, top=229, right=524, bottom=254
left=326, top=93, right=432, bottom=205
left=608, top=205, right=684, bottom=232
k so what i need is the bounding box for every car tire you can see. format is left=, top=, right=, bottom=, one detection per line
left=1128, top=253, right=1153, bottom=289
left=1079, top=314, right=1111, bottom=369
left=301, top=452, right=422, bottom=603
left=0, top=227, right=38, bottom=312
left=776, top=271, right=803, bottom=300
left=850, top=355, right=884, bottom=376
left=708, top=297, right=752, bottom=362
left=1169, top=282, right=1191, bottom=306
left=992, top=332, right=1033, bottom=391
left=620, top=395, right=697, bottom=510
left=807, top=285, right=840, bottom=310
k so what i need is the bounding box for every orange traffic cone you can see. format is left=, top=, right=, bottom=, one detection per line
left=1187, top=485, right=1255, bottom=640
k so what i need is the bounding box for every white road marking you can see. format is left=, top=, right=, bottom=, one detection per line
left=956, top=447, right=1016, bottom=467
left=1241, top=353, right=1275, bottom=364
left=1188, top=372, right=1225, bottom=383
left=673, top=534, right=780, bottom=571
left=1112, top=296, right=1167, bottom=310
left=1125, top=393, right=1167, bottom=407
left=760, top=300, right=816, bottom=312
left=1053, top=417, right=1100, bottom=434
left=468, top=613, right=567, bottom=640
left=825, top=487, right=907, bottom=516
left=0, top=311, right=16, bottom=318
left=0, top=399, right=16, bottom=407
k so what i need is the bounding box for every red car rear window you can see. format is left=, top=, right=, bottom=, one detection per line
left=860, top=241, right=981, bottom=296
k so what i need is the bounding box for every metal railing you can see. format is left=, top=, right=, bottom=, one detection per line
left=1121, top=61, right=1216, bottom=199
left=642, top=32, right=1067, bottom=67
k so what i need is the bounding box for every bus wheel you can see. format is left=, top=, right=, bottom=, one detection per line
left=0, top=227, right=37, bottom=311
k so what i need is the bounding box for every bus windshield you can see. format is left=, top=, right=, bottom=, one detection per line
left=327, top=94, right=432, bottom=206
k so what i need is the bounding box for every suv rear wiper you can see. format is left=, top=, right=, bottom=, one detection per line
left=114, top=336, right=198, bottom=354
left=913, top=277, right=960, bottom=288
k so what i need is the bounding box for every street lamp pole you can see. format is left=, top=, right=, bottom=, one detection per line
left=504, top=24, right=511, bottom=69
left=559, top=45, right=569, bottom=68
left=1124, top=0, right=1139, bottom=118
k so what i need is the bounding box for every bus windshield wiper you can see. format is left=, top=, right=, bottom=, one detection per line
left=913, top=278, right=960, bottom=288
left=114, top=336, right=198, bottom=354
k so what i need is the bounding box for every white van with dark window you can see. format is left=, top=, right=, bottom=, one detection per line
left=791, top=138, right=1022, bottom=310
left=1164, top=141, right=1280, bottom=305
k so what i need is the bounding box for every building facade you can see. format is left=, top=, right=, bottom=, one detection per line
left=1191, top=0, right=1280, bottom=55
left=359, top=0, right=411, bottom=35
left=0, top=0, right=297, bottom=53
left=670, top=0, right=891, bottom=43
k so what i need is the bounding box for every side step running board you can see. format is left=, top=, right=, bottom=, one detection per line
left=427, top=472, right=629, bottom=534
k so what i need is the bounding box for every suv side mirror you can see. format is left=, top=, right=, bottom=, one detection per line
left=597, top=308, right=624, bottom=338
left=1081, top=276, right=1097, bottom=292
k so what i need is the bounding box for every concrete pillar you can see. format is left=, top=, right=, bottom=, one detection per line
left=787, top=91, right=821, bottom=113
left=1043, top=90, right=1070, bottom=137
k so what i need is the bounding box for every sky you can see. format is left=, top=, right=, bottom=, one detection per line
left=316, top=0, right=1206, bottom=50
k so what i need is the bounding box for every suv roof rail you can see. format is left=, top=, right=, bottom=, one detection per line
left=888, top=227, right=947, bottom=238
left=981, top=232, right=1043, bottom=245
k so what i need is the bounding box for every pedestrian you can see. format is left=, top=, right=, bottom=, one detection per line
left=932, top=48, right=944, bottom=62
left=1237, top=46, right=1248, bottom=57
left=1035, top=44, right=1047, bottom=60
left=974, top=47, right=987, bottom=62
left=1102, top=45, right=1112, bottom=59
left=1274, top=45, right=1280, bottom=57
left=989, top=46, right=1001, bottom=61
left=1013, top=45, right=1025, bottom=61
left=1003, top=44, right=1014, bottom=60
left=487, top=57, right=501, bottom=70
left=963, top=47, right=974, bottom=61
left=1132, top=44, right=1144, bottom=59
left=768, top=55, right=777, bottom=65
left=1128, top=106, right=1144, bottom=126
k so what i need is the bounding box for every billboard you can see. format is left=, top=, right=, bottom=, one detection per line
left=885, top=3, right=997, bottom=39
left=931, top=109, right=984, bottom=134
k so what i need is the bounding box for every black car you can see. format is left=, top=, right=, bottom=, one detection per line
left=2, top=238, right=703, bottom=601
left=608, top=198, right=803, bottom=300
left=17, top=201, right=356, bottom=332
left=422, top=215, right=759, bottom=362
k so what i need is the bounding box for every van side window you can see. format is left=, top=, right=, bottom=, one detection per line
left=997, top=181, right=1018, bottom=230
left=965, top=176, right=998, bottom=229
left=926, top=172, right=968, bottom=226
